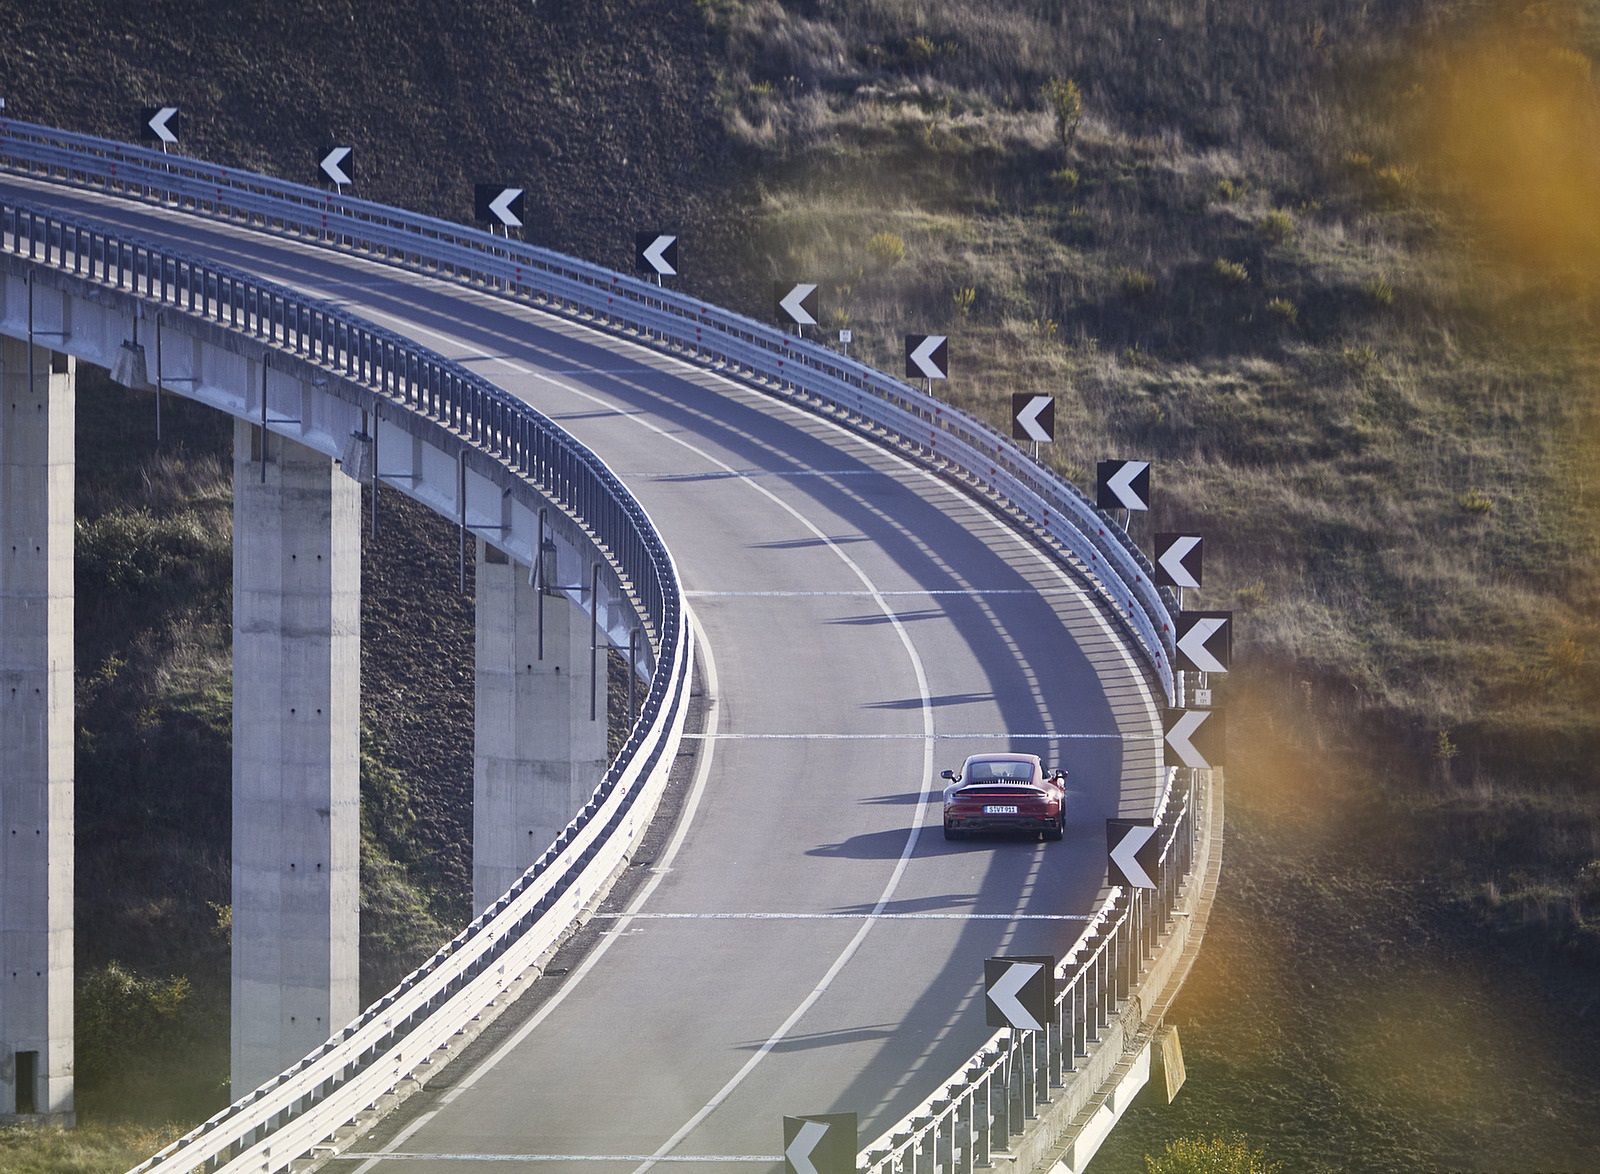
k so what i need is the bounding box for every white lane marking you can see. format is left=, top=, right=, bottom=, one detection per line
left=685, top=588, right=1073, bottom=596
left=682, top=732, right=1125, bottom=741
left=345, top=1156, right=780, bottom=1164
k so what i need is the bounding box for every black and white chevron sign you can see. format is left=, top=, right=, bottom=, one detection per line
left=985, top=955, right=1056, bottom=1031
left=140, top=106, right=180, bottom=145
left=474, top=184, right=524, bottom=229
left=905, top=334, right=948, bottom=380
left=319, top=146, right=354, bottom=187
left=1012, top=394, right=1055, bottom=444
left=636, top=232, right=679, bottom=277
left=1175, top=611, right=1232, bottom=673
left=1154, top=533, right=1203, bottom=590
left=1097, top=460, right=1150, bottom=512
left=783, top=1113, right=856, bottom=1174
left=1107, top=819, right=1160, bottom=890
left=775, top=282, right=819, bottom=326
left=1163, top=707, right=1225, bottom=770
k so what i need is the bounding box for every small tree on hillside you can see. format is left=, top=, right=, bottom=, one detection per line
left=1042, top=77, right=1083, bottom=150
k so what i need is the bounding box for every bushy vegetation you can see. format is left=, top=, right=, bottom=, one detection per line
left=1146, top=1134, right=1282, bottom=1174
left=0, top=1123, right=186, bottom=1174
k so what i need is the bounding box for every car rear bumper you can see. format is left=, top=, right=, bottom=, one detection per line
left=945, top=814, right=1056, bottom=832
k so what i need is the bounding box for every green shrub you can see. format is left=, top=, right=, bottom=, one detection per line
left=866, top=230, right=907, bottom=267
left=1041, top=77, right=1083, bottom=149
left=1365, top=274, right=1396, bottom=306
left=76, top=961, right=226, bottom=1119
left=1265, top=296, right=1298, bottom=325
left=1257, top=209, right=1294, bottom=242
left=1374, top=163, right=1419, bottom=204
left=1051, top=167, right=1079, bottom=192
left=1146, top=1134, right=1283, bottom=1174
left=952, top=286, right=976, bottom=315
left=1216, top=178, right=1243, bottom=201
left=1213, top=257, right=1250, bottom=285
left=1118, top=265, right=1156, bottom=296
left=1460, top=486, right=1496, bottom=515
left=1342, top=344, right=1380, bottom=375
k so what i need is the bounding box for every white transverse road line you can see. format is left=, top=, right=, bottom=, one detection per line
left=357, top=1156, right=781, bottom=1164
left=683, top=732, right=1125, bottom=741
left=590, top=912, right=1094, bottom=921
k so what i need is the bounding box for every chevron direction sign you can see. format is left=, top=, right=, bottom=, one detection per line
left=783, top=1113, right=857, bottom=1174
left=1097, top=459, right=1150, bottom=511
left=1012, top=393, right=1055, bottom=444
left=1108, top=819, right=1160, bottom=889
left=985, top=955, right=1056, bottom=1031
left=636, top=232, right=679, bottom=277
left=140, top=106, right=180, bottom=145
left=775, top=282, right=819, bottom=326
left=474, top=184, right=524, bottom=229
left=1164, top=707, right=1225, bottom=770
left=319, top=146, right=353, bottom=187
left=1155, top=532, right=1203, bottom=590
left=905, top=334, right=948, bottom=380
left=1175, top=611, right=1233, bottom=673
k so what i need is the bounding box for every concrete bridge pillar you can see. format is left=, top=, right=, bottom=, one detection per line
left=231, top=419, right=360, bottom=1094
left=0, top=339, right=75, bottom=1122
left=472, top=540, right=608, bottom=914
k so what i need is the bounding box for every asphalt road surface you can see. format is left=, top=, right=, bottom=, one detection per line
left=2, top=176, right=1163, bottom=1171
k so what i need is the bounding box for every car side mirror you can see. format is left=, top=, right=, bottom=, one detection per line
left=940, top=769, right=956, bottom=781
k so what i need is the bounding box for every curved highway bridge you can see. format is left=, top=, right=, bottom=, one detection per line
left=0, top=122, right=1212, bottom=1174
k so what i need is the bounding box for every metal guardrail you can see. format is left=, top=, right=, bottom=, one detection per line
left=0, top=122, right=1198, bottom=1174
left=861, top=772, right=1198, bottom=1173
left=0, top=199, right=693, bottom=1174
left=0, top=116, right=1179, bottom=706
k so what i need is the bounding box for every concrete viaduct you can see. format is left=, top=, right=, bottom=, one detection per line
left=0, top=241, right=652, bottom=1117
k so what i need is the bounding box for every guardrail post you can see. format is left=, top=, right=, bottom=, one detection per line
left=974, top=1065, right=993, bottom=1166
left=1050, top=1004, right=1066, bottom=1084
left=1034, top=1027, right=1050, bottom=1106
left=956, top=1088, right=974, bottom=1174
left=1120, top=902, right=1132, bottom=1004
left=1097, top=946, right=1112, bottom=1032
left=994, top=1041, right=1013, bottom=1142
left=916, top=1121, right=934, bottom=1174
left=1010, top=1032, right=1026, bottom=1134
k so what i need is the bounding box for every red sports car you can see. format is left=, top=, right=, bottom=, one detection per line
left=940, top=752, right=1067, bottom=841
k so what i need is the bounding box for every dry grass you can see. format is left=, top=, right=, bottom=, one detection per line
left=0, top=1122, right=187, bottom=1174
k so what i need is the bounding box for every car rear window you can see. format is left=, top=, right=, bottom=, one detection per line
left=967, top=761, right=1034, bottom=781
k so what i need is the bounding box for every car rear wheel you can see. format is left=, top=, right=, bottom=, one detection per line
left=1044, top=812, right=1064, bottom=842
left=944, top=821, right=964, bottom=841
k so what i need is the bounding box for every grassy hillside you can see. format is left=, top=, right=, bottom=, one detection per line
left=4, top=0, right=1600, bottom=1169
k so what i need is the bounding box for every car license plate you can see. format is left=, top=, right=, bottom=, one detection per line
left=984, top=805, right=1019, bottom=815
